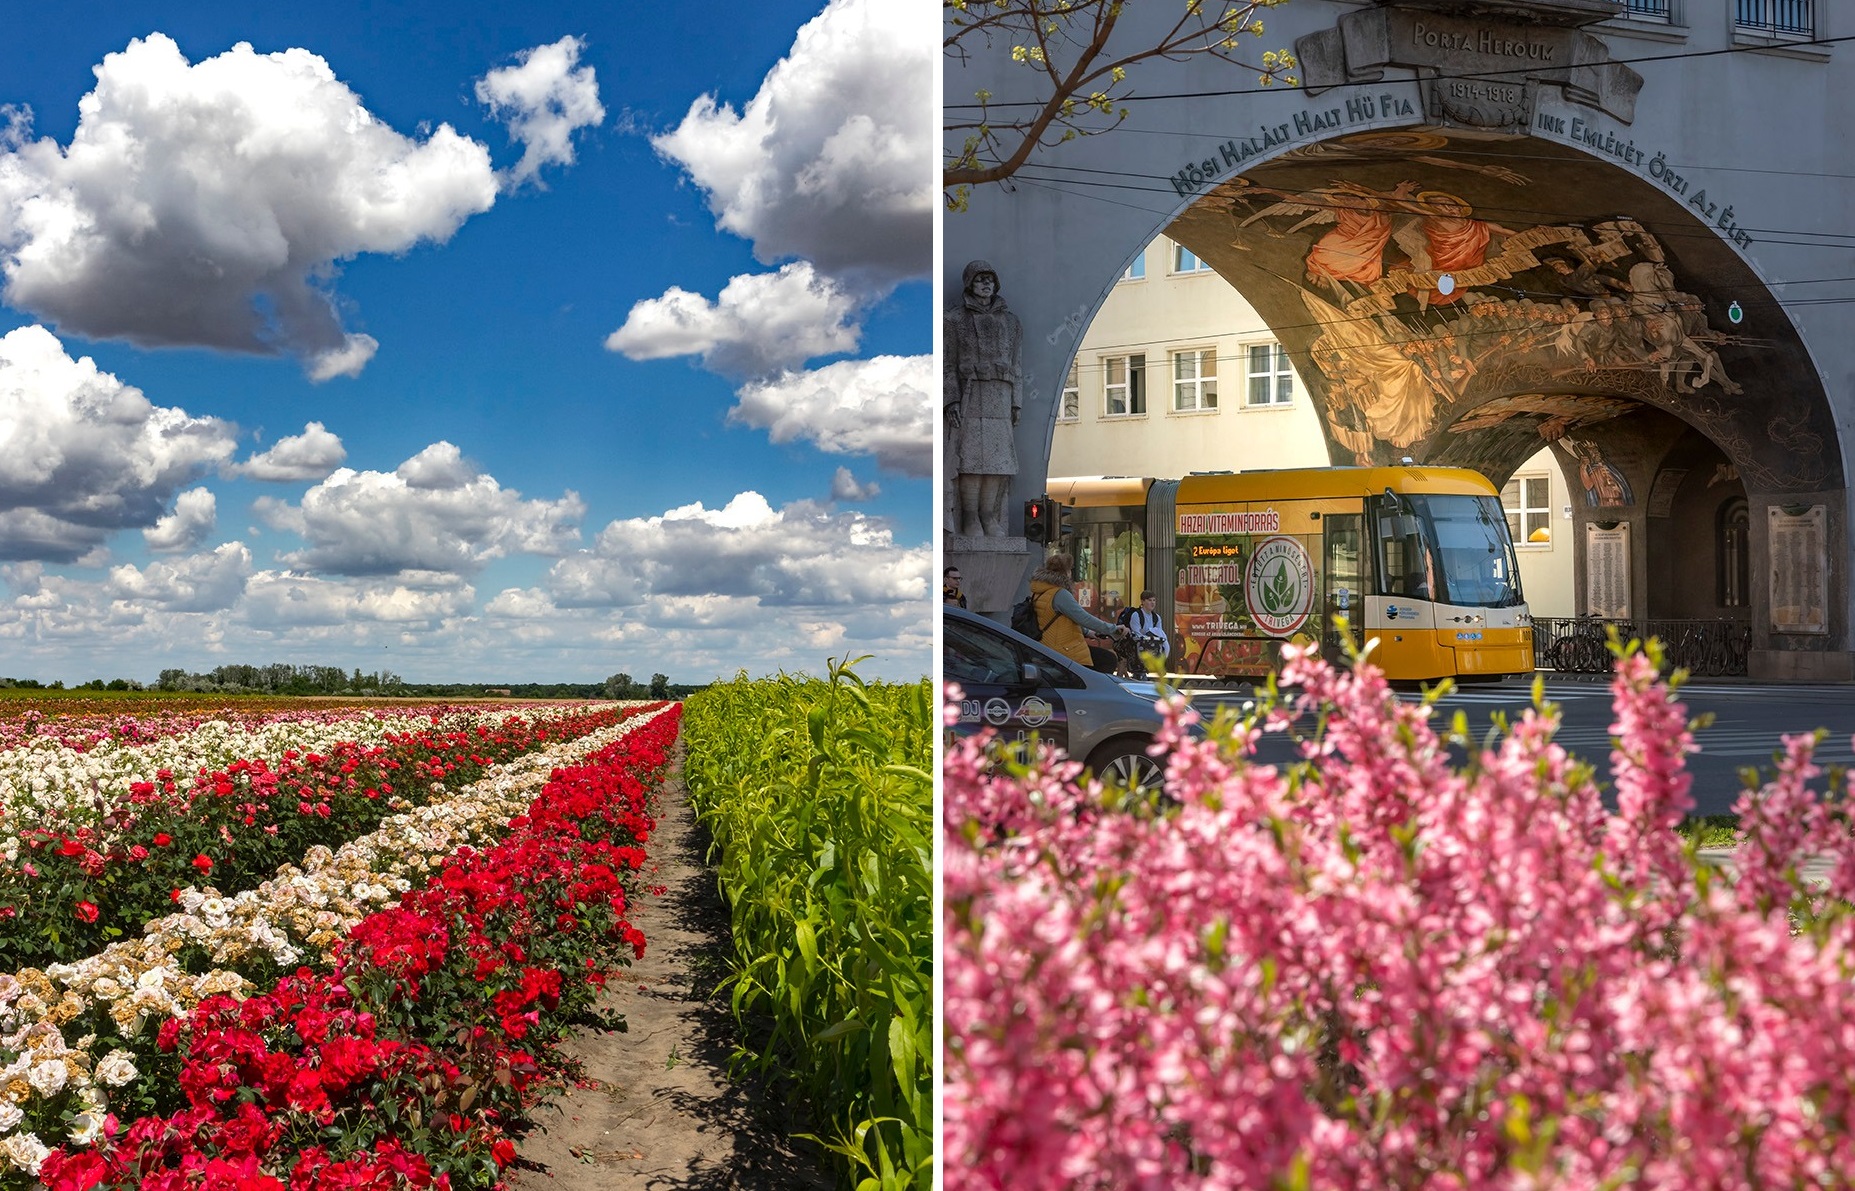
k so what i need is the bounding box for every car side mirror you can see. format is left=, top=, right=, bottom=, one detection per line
left=1019, top=662, right=1043, bottom=685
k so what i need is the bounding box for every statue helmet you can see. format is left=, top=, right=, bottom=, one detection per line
left=962, top=259, right=999, bottom=295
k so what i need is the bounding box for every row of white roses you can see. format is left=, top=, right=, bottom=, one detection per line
left=0, top=704, right=666, bottom=1172
left=0, top=703, right=589, bottom=846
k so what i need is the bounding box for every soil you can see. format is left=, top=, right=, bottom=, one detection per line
left=508, top=750, right=837, bottom=1191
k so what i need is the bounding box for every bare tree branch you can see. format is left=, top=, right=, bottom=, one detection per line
left=944, top=0, right=1299, bottom=210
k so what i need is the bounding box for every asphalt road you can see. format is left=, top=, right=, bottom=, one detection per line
left=1187, top=674, right=1855, bottom=819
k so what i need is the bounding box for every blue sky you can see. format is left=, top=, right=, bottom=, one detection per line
left=0, top=0, right=934, bottom=684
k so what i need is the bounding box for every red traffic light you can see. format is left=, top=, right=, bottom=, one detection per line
left=1024, top=498, right=1049, bottom=544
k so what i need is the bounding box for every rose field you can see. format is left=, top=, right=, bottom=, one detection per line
left=0, top=695, right=682, bottom=1188
left=945, top=644, right=1855, bottom=1190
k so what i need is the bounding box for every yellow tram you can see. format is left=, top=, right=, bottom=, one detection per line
left=1045, top=467, right=1534, bottom=683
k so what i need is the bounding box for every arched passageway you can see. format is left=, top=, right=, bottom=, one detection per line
left=1143, top=128, right=1843, bottom=670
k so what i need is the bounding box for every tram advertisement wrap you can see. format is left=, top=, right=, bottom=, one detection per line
left=1175, top=509, right=1320, bottom=677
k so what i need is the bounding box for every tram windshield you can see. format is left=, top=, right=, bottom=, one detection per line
left=1376, top=493, right=1525, bottom=609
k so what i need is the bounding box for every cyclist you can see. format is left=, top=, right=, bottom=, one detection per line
left=1115, top=590, right=1171, bottom=677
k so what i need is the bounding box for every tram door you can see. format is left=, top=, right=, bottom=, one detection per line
left=1323, top=512, right=1366, bottom=664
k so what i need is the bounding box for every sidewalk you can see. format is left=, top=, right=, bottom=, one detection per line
left=1695, top=847, right=1835, bottom=887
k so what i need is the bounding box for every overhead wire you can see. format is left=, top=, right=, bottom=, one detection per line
left=944, top=27, right=1855, bottom=111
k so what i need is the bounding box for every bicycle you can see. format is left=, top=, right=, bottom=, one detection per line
left=1672, top=619, right=1751, bottom=678
left=1111, top=632, right=1169, bottom=679
left=1673, top=622, right=1714, bottom=676
left=1551, top=615, right=1609, bottom=674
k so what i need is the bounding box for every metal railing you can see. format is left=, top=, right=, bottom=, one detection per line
left=1624, top=0, right=1674, bottom=20
left=1533, top=617, right=1752, bottom=677
left=1736, top=0, right=1813, bottom=36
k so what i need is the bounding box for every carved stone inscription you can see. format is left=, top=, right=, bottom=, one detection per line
left=1295, top=6, right=1642, bottom=126
left=1585, top=522, right=1630, bottom=619
left=1769, top=505, right=1828, bottom=635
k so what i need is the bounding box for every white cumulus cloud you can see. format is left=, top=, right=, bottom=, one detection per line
left=731, top=354, right=931, bottom=476
left=606, top=261, right=859, bottom=375
left=651, top=0, right=932, bottom=287
left=545, top=490, right=929, bottom=609
left=240, top=569, right=475, bottom=629
left=238, top=421, right=346, bottom=482
left=0, top=34, right=500, bottom=375
left=830, top=466, right=880, bottom=502
left=143, top=488, right=217, bottom=553
left=477, top=36, right=606, bottom=187
left=0, top=325, right=238, bottom=561
left=263, top=442, right=584, bottom=577
left=108, top=542, right=251, bottom=612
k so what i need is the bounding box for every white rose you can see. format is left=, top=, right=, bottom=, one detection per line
left=2, top=1130, right=46, bottom=1174
left=67, top=1111, right=101, bottom=1146
left=94, top=1051, right=138, bottom=1088
left=25, top=1061, right=64, bottom=1097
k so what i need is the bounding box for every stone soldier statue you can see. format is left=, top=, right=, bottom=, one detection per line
left=944, top=260, right=1022, bottom=537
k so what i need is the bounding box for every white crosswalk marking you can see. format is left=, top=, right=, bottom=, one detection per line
left=1539, top=728, right=1853, bottom=763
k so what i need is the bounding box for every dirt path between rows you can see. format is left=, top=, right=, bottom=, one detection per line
left=509, top=747, right=836, bottom=1191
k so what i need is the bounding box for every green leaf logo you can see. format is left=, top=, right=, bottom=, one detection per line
left=1261, top=562, right=1296, bottom=615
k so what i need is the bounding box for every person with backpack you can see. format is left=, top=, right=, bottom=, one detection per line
left=1114, top=590, right=1171, bottom=677
left=1024, top=552, right=1127, bottom=672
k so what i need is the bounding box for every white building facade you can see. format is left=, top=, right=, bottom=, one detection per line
left=1051, top=236, right=1578, bottom=619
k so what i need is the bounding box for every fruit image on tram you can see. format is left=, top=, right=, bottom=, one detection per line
left=1044, top=466, right=1533, bottom=683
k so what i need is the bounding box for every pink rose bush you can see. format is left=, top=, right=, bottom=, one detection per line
left=945, top=645, right=1855, bottom=1189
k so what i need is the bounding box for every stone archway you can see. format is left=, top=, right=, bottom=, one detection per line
left=1156, top=127, right=1844, bottom=674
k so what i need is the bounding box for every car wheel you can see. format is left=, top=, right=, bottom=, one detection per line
left=1087, top=738, right=1164, bottom=793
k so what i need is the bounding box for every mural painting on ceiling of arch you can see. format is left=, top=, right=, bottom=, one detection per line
left=1164, top=130, right=1838, bottom=494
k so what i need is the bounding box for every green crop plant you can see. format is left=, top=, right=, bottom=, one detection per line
left=682, top=656, right=933, bottom=1191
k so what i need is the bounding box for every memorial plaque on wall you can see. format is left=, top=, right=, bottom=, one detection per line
left=1585, top=522, right=1630, bottom=619
left=1768, top=505, right=1828, bottom=635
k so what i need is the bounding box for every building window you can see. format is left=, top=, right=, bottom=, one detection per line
left=1103, top=354, right=1146, bottom=416
left=1122, top=250, right=1145, bottom=281
left=1172, top=243, right=1213, bottom=274
left=1623, top=0, right=1673, bottom=20
left=1058, top=362, right=1079, bottom=421
left=1736, top=0, right=1812, bottom=36
left=1502, top=474, right=1552, bottom=547
left=1246, top=344, right=1293, bottom=406
left=1719, top=499, right=1749, bottom=607
left=1172, top=349, right=1217, bottom=412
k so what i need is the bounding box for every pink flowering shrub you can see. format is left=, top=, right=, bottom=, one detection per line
left=944, top=646, right=1855, bottom=1189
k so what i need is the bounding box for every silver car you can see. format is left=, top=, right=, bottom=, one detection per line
left=943, top=605, right=1171, bottom=789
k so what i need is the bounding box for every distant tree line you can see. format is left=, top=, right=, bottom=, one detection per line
left=137, top=664, right=701, bottom=700
left=156, top=664, right=406, bottom=695
left=0, top=665, right=704, bottom=700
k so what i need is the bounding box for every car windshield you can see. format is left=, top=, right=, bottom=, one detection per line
left=1411, top=494, right=1525, bottom=608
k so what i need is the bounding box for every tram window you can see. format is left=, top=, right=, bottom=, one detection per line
left=1420, top=495, right=1525, bottom=608
left=1374, top=499, right=1431, bottom=598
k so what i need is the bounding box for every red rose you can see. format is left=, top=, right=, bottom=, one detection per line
left=153, top=833, right=172, bottom=847
left=74, top=900, right=98, bottom=923
left=491, top=1139, right=517, bottom=1168
left=193, top=854, right=213, bottom=873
